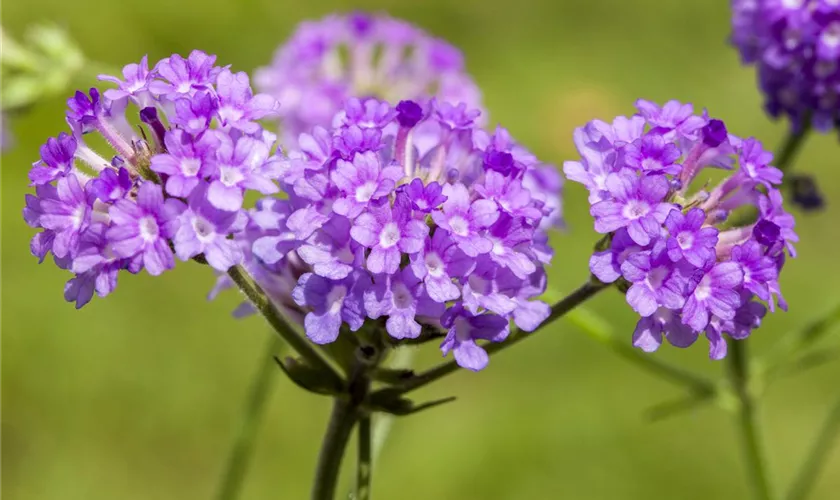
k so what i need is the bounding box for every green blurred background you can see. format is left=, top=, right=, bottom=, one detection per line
left=3, top=0, right=840, bottom=498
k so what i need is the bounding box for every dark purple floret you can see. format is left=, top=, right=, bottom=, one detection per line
left=484, top=151, right=515, bottom=176
left=789, top=174, right=825, bottom=211
left=396, top=100, right=423, bottom=128
left=139, top=107, right=167, bottom=146
left=753, top=219, right=781, bottom=247
left=702, top=119, right=728, bottom=147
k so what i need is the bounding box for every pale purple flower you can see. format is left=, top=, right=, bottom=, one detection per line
left=170, top=91, right=218, bottom=135
left=106, top=182, right=180, bottom=276
left=331, top=151, right=403, bottom=218
left=215, top=69, right=280, bottom=133
left=172, top=183, right=244, bottom=271
left=364, top=267, right=444, bottom=339
left=333, top=125, right=383, bottom=160
left=340, top=98, right=396, bottom=129
left=634, top=99, right=706, bottom=139
left=632, top=308, right=698, bottom=352
left=476, top=170, right=542, bottom=222
left=410, top=230, right=473, bottom=303
left=621, top=247, right=690, bottom=317
left=664, top=208, right=719, bottom=268
left=149, top=50, right=222, bottom=98
left=623, top=134, right=681, bottom=174
left=440, top=305, right=509, bottom=371
left=400, top=178, right=446, bottom=213
left=351, top=194, right=428, bottom=274
left=485, top=214, right=538, bottom=279
left=89, top=167, right=133, bottom=203
left=29, top=133, right=77, bottom=186
left=590, top=172, right=674, bottom=246
left=37, top=174, right=91, bottom=259
left=682, top=262, right=744, bottom=332
left=295, top=216, right=362, bottom=279
left=588, top=228, right=645, bottom=283
left=205, top=132, right=279, bottom=211
left=431, top=183, right=499, bottom=256
left=98, top=55, right=153, bottom=103
left=461, top=261, right=519, bottom=316
left=292, top=272, right=369, bottom=344
left=738, top=138, right=783, bottom=187
left=65, top=224, right=126, bottom=308
left=151, top=129, right=219, bottom=198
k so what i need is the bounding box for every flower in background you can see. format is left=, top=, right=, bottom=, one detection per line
left=730, top=0, right=840, bottom=131
left=254, top=12, right=484, bottom=144
left=566, top=99, right=796, bottom=359
left=216, top=97, right=561, bottom=371
left=23, top=51, right=281, bottom=308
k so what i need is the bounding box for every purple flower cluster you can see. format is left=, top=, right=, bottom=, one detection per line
left=731, top=0, right=840, bottom=130
left=215, top=97, right=562, bottom=371
left=255, top=12, right=484, bottom=144
left=565, top=99, right=797, bottom=359
left=24, top=51, right=282, bottom=307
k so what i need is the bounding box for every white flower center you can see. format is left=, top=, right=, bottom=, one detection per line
left=622, top=200, right=651, bottom=220
left=490, top=236, right=506, bottom=256
left=392, top=283, right=413, bottom=309
left=72, top=204, right=87, bottom=229
left=677, top=231, right=694, bottom=250
left=641, top=157, right=663, bottom=171
left=326, top=285, right=347, bottom=315
left=139, top=216, right=160, bottom=242
left=822, top=23, right=840, bottom=48
left=355, top=181, right=378, bottom=203
left=425, top=252, right=445, bottom=277
left=379, top=222, right=401, bottom=249
left=448, top=215, right=470, bottom=236
left=694, top=274, right=713, bottom=301
left=219, top=166, right=244, bottom=187
left=192, top=215, right=214, bottom=240
left=181, top=158, right=202, bottom=176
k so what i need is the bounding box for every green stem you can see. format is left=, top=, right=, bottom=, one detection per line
left=226, top=265, right=343, bottom=389
left=386, top=278, right=609, bottom=395
left=311, top=398, right=358, bottom=500
left=787, top=396, right=840, bottom=500
left=775, top=123, right=810, bottom=175
left=356, top=414, right=372, bottom=500
left=216, top=336, right=283, bottom=500
left=727, top=340, right=775, bottom=500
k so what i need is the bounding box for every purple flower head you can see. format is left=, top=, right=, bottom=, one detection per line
left=29, top=133, right=77, bottom=186
left=149, top=50, right=222, bottom=98
left=569, top=100, right=797, bottom=357
left=730, top=0, right=840, bottom=130
left=292, top=272, right=370, bottom=344
left=400, top=178, right=447, bottom=213
left=331, top=151, right=403, bottom=218
left=351, top=193, right=429, bottom=274
left=664, top=208, right=719, bottom=268
left=172, top=183, right=244, bottom=271
left=254, top=13, right=484, bottom=144
left=431, top=183, right=499, bottom=256
left=590, top=172, right=674, bottom=246
left=440, top=305, right=510, bottom=371
left=364, top=267, right=445, bottom=339
left=106, top=182, right=180, bottom=276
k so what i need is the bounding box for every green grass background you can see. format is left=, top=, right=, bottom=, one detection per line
left=3, top=0, right=840, bottom=498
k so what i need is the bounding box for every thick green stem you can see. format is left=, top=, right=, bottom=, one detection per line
left=216, top=337, right=283, bottom=500
left=356, top=414, right=372, bottom=500
left=727, top=340, right=775, bottom=500
left=311, top=398, right=358, bottom=500
left=388, top=279, right=609, bottom=395
left=787, top=396, right=840, bottom=500
left=226, top=265, right=343, bottom=389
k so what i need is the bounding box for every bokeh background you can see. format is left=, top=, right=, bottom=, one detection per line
left=3, top=0, right=840, bottom=499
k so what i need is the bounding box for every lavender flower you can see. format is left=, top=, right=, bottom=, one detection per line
left=566, top=99, right=797, bottom=358
left=24, top=51, right=282, bottom=306
left=730, top=0, right=840, bottom=130
left=254, top=12, right=484, bottom=144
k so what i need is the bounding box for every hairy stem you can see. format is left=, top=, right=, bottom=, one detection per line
left=216, top=336, right=284, bottom=500
left=227, top=265, right=343, bottom=389
left=787, top=396, right=840, bottom=500
left=386, top=279, right=609, bottom=395
left=727, top=340, right=775, bottom=500
left=311, top=398, right=358, bottom=500
left=356, top=414, right=373, bottom=500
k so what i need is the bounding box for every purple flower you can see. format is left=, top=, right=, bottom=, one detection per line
left=292, top=272, right=369, bottom=344
left=730, top=241, right=778, bottom=302
left=461, top=261, right=519, bottom=315
left=331, top=151, right=403, bottom=218
left=65, top=224, right=127, bottom=308
left=410, top=230, right=473, bottom=302
left=476, top=170, right=542, bottom=222
left=400, top=178, right=447, bottom=213
left=89, top=167, right=133, bottom=203
left=295, top=216, right=362, bottom=279
left=663, top=208, right=719, bottom=268
left=66, top=88, right=101, bottom=132
left=364, top=267, right=445, bottom=339
left=29, top=133, right=77, bottom=186
left=623, top=134, right=681, bottom=174
left=590, top=172, right=674, bottom=246
left=151, top=129, right=219, bottom=198
left=396, top=100, right=424, bottom=128
left=333, top=126, right=383, bottom=160
left=632, top=307, right=699, bottom=353
left=98, top=55, right=153, bottom=103
left=440, top=305, right=509, bottom=371
left=215, top=69, right=280, bottom=133
left=37, top=174, right=91, bottom=259
left=737, top=138, right=782, bottom=187
left=106, top=182, right=180, bottom=276
left=172, top=183, right=244, bottom=271
left=340, top=98, right=396, bottom=129
left=433, top=101, right=481, bottom=131
left=149, top=50, right=221, bottom=98
left=589, top=228, right=646, bottom=283
left=621, top=247, right=690, bottom=317
left=431, top=183, right=499, bottom=256
left=205, top=132, right=279, bottom=211
left=485, top=214, right=538, bottom=279
left=171, top=91, right=218, bottom=135
left=634, top=99, right=705, bottom=139
left=682, top=262, right=744, bottom=332
left=350, top=194, right=428, bottom=274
